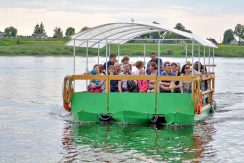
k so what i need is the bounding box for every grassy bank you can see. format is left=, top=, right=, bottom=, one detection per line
left=0, top=38, right=244, bottom=57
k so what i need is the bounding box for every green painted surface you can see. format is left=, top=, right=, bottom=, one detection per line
left=109, top=93, right=155, bottom=114
left=72, top=111, right=100, bottom=122
left=165, top=113, right=194, bottom=124
left=71, top=92, right=212, bottom=124
left=113, top=111, right=153, bottom=124
left=72, top=92, right=107, bottom=114
left=157, top=93, right=194, bottom=115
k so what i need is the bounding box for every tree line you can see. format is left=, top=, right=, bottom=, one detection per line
left=1, top=22, right=89, bottom=38
left=0, top=22, right=193, bottom=39
left=223, top=24, right=244, bottom=45
left=2, top=22, right=243, bottom=45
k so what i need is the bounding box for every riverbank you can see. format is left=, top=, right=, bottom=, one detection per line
left=0, top=38, right=244, bottom=57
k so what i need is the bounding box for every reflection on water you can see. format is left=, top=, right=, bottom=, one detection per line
left=60, top=123, right=215, bottom=162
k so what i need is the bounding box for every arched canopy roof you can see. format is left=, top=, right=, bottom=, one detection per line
left=66, top=22, right=217, bottom=48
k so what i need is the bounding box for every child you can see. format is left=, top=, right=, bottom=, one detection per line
left=137, top=69, right=148, bottom=93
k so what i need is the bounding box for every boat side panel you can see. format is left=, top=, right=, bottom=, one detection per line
left=71, top=92, right=107, bottom=113
left=157, top=93, right=194, bottom=115
left=109, top=93, right=155, bottom=114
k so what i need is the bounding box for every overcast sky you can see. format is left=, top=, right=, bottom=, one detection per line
left=0, top=0, right=244, bottom=42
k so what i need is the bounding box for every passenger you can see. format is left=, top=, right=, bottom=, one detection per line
left=132, top=60, right=144, bottom=75
left=146, top=52, right=163, bottom=75
left=103, top=54, right=117, bottom=73
left=93, top=64, right=105, bottom=92
left=120, top=56, right=132, bottom=72
left=162, top=61, right=171, bottom=72
left=193, top=61, right=202, bottom=73
left=118, top=63, right=131, bottom=92
left=108, top=65, right=119, bottom=92
left=99, top=64, right=106, bottom=75
left=171, top=62, right=180, bottom=76
left=147, top=62, right=158, bottom=93
left=114, top=62, right=121, bottom=75
left=137, top=69, right=149, bottom=93
left=193, top=61, right=208, bottom=104
left=88, top=69, right=103, bottom=93
left=180, top=63, right=201, bottom=93
left=176, top=63, right=181, bottom=75
left=159, top=63, right=176, bottom=93
left=193, top=61, right=208, bottom=75
left=171, top=62, right=181, bottom=93
left=193, top=61, right=208, bottom=89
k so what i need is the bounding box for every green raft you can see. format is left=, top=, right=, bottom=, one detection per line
left=71, top=91, right=216, bottom=124
left=62, top=22, right=217, bottom=125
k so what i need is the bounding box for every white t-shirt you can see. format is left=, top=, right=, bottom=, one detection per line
left=132, top=69, right=140, bottom=75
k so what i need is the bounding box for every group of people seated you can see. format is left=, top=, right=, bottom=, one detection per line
left=87, top=52, right=208, bottom=93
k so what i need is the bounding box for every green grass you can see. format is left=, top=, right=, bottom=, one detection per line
left=0, top=37, right=244, bottom=57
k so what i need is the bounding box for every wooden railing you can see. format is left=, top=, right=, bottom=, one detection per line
left=67, top=73, right=215, bottom=113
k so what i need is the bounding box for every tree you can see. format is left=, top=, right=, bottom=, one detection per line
left=174, top=23, right=192, bottom=33
left=222, top=29, right=234, bottom=44
left=80, top=26, right=89, bottom=32
left=4, top=26, right=17, bottom=37
left=65, top=27, right=75, bottom=38
left=163, top=23, right=192, bottom=40
left=33, top=24, right=40, bottom=35
left=39, top=22, right=46, bottom=35
left=234, top=24, right=244, bottom=45
left=152, top=21, right=160, bottom=25
left=53, top=27, right=63, bottom=38
left=32, top=22, right=47, bottom=38
left=163, top=32, right=179, bottom=39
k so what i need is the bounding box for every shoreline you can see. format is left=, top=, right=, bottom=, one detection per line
left=1, top=38, right=244, bottom=57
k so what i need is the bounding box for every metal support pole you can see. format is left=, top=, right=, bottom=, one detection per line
left=105, top=40, right=108, bottom=74
left=98, top=42, right=100, bottom=64
left=192, top=40, right=194, bottom=76
left=198, top=45, right=200, bottom=73
left=204, top=46, right=206, bottom=74
left=108, top=43, right=111, bottom=56
left=73, top=39, right=76, bottom=75
left=105, top=40, right=109, bottom=112
left=208, top=47, right=211, bottom=72
left=73, top=39, right=76, bottom=90
left=118, top=44, right=120, bottom=62
left=157, top=40, right=160, bottom=76
left=143, top=44, right=146, bottom=63
left=86, top=40, right=89, bottom=73
left=185, top=44, right=188, bottom=62
left=213, top=48, right=215, bottom=72
left=86, top=40, right=89, bottom=89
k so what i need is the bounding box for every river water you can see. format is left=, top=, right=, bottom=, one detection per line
left=0, top=56, right=244, bottom=162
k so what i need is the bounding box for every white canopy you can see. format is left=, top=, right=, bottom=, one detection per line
left=66, top=22, right=217, bottom=48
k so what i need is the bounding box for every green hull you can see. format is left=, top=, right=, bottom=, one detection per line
left=71, top=92, right=215, bottom=124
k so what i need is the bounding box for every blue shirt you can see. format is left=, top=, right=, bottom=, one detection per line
left=110, top=80, right=119, bottom=92
left=103, top=61, right=114, bottom=73
left=160, top=71, right=176, bottom=76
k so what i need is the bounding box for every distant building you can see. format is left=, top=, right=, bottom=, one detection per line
left=207, top=38, right=218, bottom=45
left=31, top=33, right=48, bottom=39
left=230, top=39, right=238, bottom=45
left=0, top=31, right=5, bottom=38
